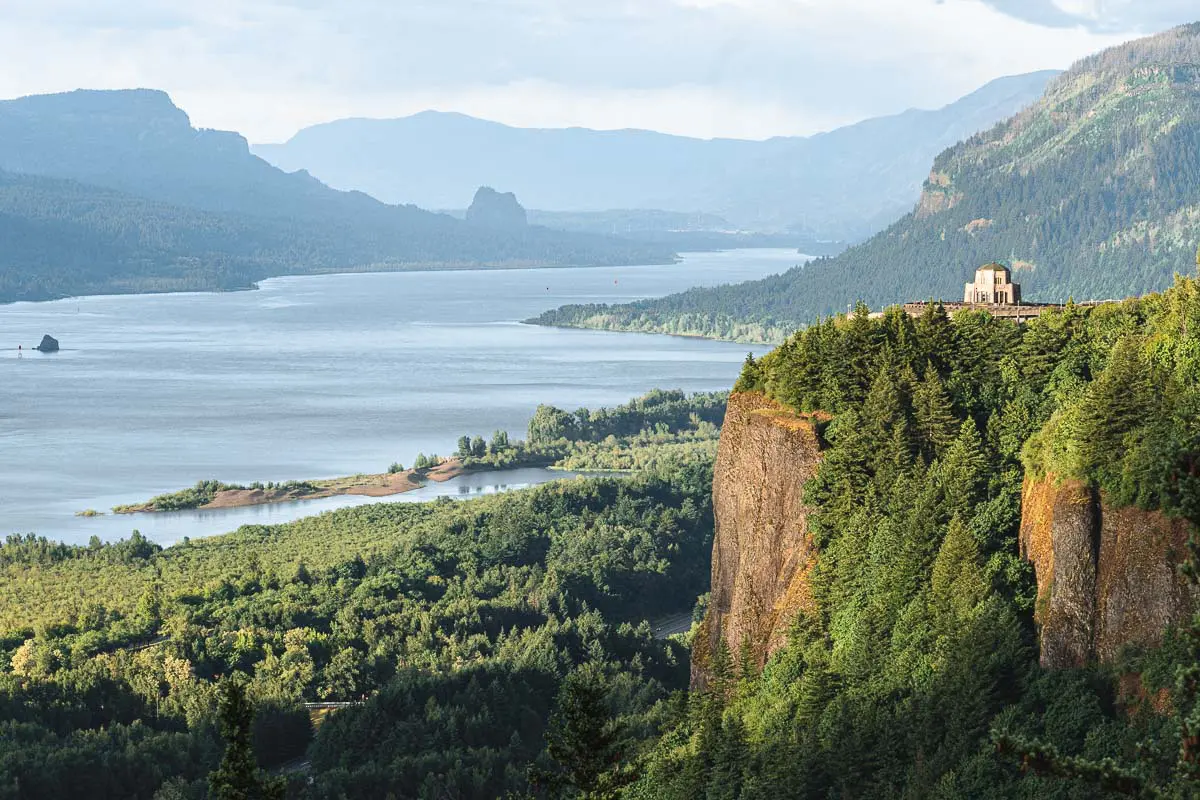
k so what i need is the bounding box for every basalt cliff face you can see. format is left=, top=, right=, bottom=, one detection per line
left=691, top=393, right=825, bottom=689
left=1019, top=475, right=1196, bottom=669
left=696, top=395, right=1195, bottom=685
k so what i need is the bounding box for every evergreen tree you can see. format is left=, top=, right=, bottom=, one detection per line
left=839, top=302, right=880, bottom=407
left=208, top=680, right=283, bottom=800
left=1075, top=335, right=1153, bottom=485
left=706, top=717, right=750, bottom=800
left=734, top=353, right=764, bottom=393
left=862, top=362, right=912, bottom=484
left=930, top=517, right=988, bottom=627
left=913, top=365, right=958, bottom=462
left=914, top=301, right=953, bottom=375
left=540, top=663, right=633, bottom=799
left=937, top=420, right=988, bottom=520
left=736, top=639, right=758, bottom=685
left=709, top=638, right=735, bottom=699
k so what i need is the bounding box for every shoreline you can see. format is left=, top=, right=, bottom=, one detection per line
left=112, top=459, right=472, bottom=515
left=524, top=317, right=782, bottom=346
left=0, top=255, right=685, bottom=308
left=2, top=246, right=804, bottom=308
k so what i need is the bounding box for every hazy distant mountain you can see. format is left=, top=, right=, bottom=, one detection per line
left=532, top=24, right=1200, bottom=341
left=0, top=89, right=673, bottom=302
left=447, top=208, right=836, bottom=254
left=254, top=71, right=1057, bottom=242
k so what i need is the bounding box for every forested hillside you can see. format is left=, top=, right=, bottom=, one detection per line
left=533, top=24, right=1200, bottom=343
left=0, top=90, right=673, bottom=302
left=0, top=391, right=727, bottom=798
left=627, top=270, right=1200, bottom=797
left=7, top=269, right=1196, bottom=799
left=0, top=464, right=713, bottom=798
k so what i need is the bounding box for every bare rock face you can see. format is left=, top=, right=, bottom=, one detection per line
left=1020, top=474, right=1195, bottom=668
left=1019, top=478, right=1098, bottom=668
left=914, top=171, right=964, bottom=219
left=1096, top=504, right=1195, bottom=663
left=691, top=392, right=825, bottom=689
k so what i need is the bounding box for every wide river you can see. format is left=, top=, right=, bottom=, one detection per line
left=0, top=249, right=800, bottom=545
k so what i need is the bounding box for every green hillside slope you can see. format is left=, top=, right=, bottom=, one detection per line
left=533, top=24, right=1200, bottom=343
left=0, top=90, right=673, bottom=302
left=625, top=270, right=1200, bottom=800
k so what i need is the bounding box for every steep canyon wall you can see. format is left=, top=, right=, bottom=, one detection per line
left=694, top=395, right=1195, bottom=686
left=1019, top=475, right=1194, bottom=668
left=691, top=393, right=825, bottom=689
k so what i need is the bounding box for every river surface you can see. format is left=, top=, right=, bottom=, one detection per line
left=0, top=249, right=800, bottom=544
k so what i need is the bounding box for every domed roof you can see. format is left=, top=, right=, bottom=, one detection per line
left=978, top=262, right=1011, bottom=275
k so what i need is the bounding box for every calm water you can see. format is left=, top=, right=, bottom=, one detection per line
left=54, top=469, right=596, bottom=547
left=0, top=249, right=799, bottom=544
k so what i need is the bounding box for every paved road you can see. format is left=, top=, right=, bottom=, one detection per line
left=652, top=613, right=694, bottom=639
left=276, top=758, right=312, bottom=776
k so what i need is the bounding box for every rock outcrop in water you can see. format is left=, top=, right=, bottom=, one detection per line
left=1019, top=475, right=1196, bottom=668
left=691, top=392, right=826, bottom=689
left=35, top=335, right=59, bottom=352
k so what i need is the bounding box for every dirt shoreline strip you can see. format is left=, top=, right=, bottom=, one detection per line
left=116, top=459, right=470, bottom=514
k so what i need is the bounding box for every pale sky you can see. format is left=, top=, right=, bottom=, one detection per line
left=0, top=0, right=1195, bottom=142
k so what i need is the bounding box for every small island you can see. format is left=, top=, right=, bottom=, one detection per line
left=35, top=334, right=59, bottom=353
left=112, top=460, right=470, bottom=514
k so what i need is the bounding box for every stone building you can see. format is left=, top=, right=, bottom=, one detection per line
left=964, top=262, right=1021, bottom=305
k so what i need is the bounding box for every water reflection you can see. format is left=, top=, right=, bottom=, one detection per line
left=65, top=468, right=587, bottom=547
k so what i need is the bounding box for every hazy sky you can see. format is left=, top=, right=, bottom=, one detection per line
left=0, top=1, right=1194, bottom=142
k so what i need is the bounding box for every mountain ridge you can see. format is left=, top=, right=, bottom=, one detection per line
left=0, top=89, right=675, bottom=302
left=532, top=25, right=1200, bottom=342
left=252, top=71, right=1057, bottom=241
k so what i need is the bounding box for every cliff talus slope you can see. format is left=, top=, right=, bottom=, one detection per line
left=1020, top=475, right=1195, bottom=668
left=692, top=392, right=825, bottom=688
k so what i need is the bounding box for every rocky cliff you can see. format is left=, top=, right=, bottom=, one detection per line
left=1020, top=474, right=1196, bottom=668
left=465, top=186, right=528, bottom=231
left=696, top=400, right=1195, bottom=684
left=691, top=393, right=826, bottom=688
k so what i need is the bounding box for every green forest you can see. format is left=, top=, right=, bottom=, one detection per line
left=0, top=390, right=728, bottom=798
left=454, top=388, right=726, bottom=472
left=4, top=269, right=1199, bottom=798
left=629, top=271, right=1200, bottom=798
left=531, top=25, right=1200, bottom=344
left=0, top=460, right=714, bottom=799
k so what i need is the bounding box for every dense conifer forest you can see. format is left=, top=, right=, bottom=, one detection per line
left=3, top=267, right=1198, bottom=798
left=0, top=463, right=713, bottom=798
left=0, top=393, right=726, bottom=798
left=628, top=271, right=1200, bottom=798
